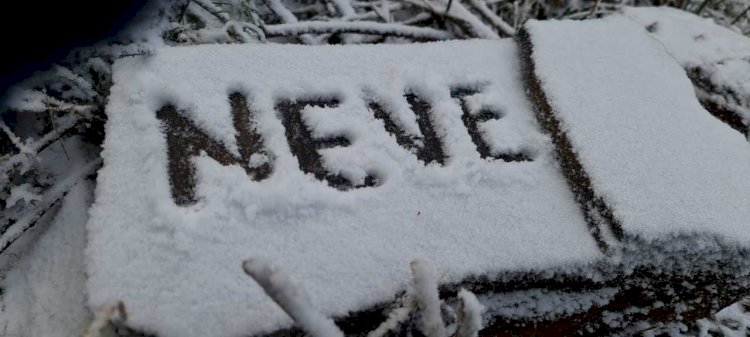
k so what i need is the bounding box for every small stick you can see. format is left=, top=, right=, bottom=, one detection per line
left=243, top=258, right=344, bottom=337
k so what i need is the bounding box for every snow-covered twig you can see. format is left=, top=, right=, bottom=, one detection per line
left=454, top=289, right=484, bottom=337
left=367, top=295, right=416, bottom=337
left=263, top=0, right=316, bottom=44
left=410, top=258, right=447, bottom=337
left=0, top=121, right=31, bottom=155
left=242, top=257, right=344, bottom=337
left=191, top=0, right=230, bottom=23
left=588, top=0, right=602, bottom=18
left=0, top=115, right=81, bottom=176
left=465, top=0, right=515, bottom=36
left=328, top=0, right=357, bottom=18
left=405, top=0, right=499, bottom=39
left=731, top=5, right=750, bottom=25
left=83, top=301, right=127, bottom=337
left=264, top=21, right=453, bottom=40
left=0, top=158, right=102, bottom=255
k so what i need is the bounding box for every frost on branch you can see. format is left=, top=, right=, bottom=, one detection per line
left=455, top=289, right=484, bottom=337
left=242, top=257, right=345, bottom=337
left=411, top=258, right=448, bottom=337
left=244, top=257, right=484, bottom=337
left=83, top=301, right=127, bottom=337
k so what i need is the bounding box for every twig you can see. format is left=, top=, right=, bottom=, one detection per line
left=367, top=295, right=416, bottom=337
left=264, top=21, right=453, bottom=40
left=242, top=258, right=345, bottom=337
left=410, top=259, right=447, bottom=337
left=454, top=289, right=484, bottom=337
left=465, top=0, right=515, bottom=36
left=0, top=116, right=80, bottom=174
left=191, top=0, right=230, bottom=23
left=588, top=0, right=602, bottom=18
left=407, top=0, right=499, bottom=39
left=440, top=0, right=454, bottom=27
left=83, top=301, right=127, bottom=337
left=731, top=5, right=750, bottom=25
left=263, top=0, right=316, bottom=44
left=0, top=158, right=102, bottom=255
left=328, top=0, right=357, bottom=18
left=695, top=0, right=711, bottom=14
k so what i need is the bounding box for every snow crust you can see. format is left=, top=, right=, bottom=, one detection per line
left=89, top=39, right=602, bottom=337
left=525, top=17, right=750, bottom=242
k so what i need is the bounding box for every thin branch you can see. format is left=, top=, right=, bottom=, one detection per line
left=440, top=0, right=455, bottom=27
left=695, top=0, right=711, bottom=14
left=406, top=0, right=500, bottom=39
left=191, top=0, right=230, bottom=23
left=243, top=258, right=345, bottom=337
left=465, top=0, right=515, bottom=36
left=367, top=295, right=416, bottom=337
left=264, top=21, right=453, bottom=40
left=0, top=115, right=80, bottom=174
left=83, top=301, right=127, bottom=337
left=263, top=0, right=316, bottom=44
left=454, top=289, right=484, bottom=337
left=731, top=5, right=750, bottom=25
left=587, top=0, right=602, bottom=19
left=328, top=0, right=357, bottom=18
left=0, top=158, right=102, bottom=255
left=410, top=259, right=447, bottom=337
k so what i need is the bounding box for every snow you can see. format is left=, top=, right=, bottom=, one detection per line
left=456, top=289, right=484, bottom=337
left=410, top=259, right=447, bottom=337
left=0, top=181, right=93, bottom=337
left=524, top=17, right=750, bottom=242
left=621, top=6, right=750, bottom=127
left=89, top=39, right=602, bottom=337
left=479, top=287, right=618, bottom=321
left=621, top=6, right=750, bottom=67
left=693, top=57, right=750, bottom=127
left=264, top=21, right=453, bottom=40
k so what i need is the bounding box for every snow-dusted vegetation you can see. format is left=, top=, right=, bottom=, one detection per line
left=1, top=1, right=750, bottom=337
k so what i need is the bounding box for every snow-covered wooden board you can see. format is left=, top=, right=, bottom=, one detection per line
left=520, top=16, right=750, bottom=244
left=622, top=7, right=750, bottom=136
left=89, top=40, right=604, bottom=337
left=514, top=16, right=750, bottom=335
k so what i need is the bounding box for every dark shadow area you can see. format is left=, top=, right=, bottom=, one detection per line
left=0, top=0, right=149, bottom=98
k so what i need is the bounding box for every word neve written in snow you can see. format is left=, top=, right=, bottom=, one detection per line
left=157, top=85, right=534, bottom=205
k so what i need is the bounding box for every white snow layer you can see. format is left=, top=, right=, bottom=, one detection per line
left=620, top=6, right=750, bottom=67
left=1, top=181, right=93, bottom=337
left=89, top=39, right=602, bottom=337
left=525, top=17, right=750, bottom=242
left=621, top=7, right=750, bottom=124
